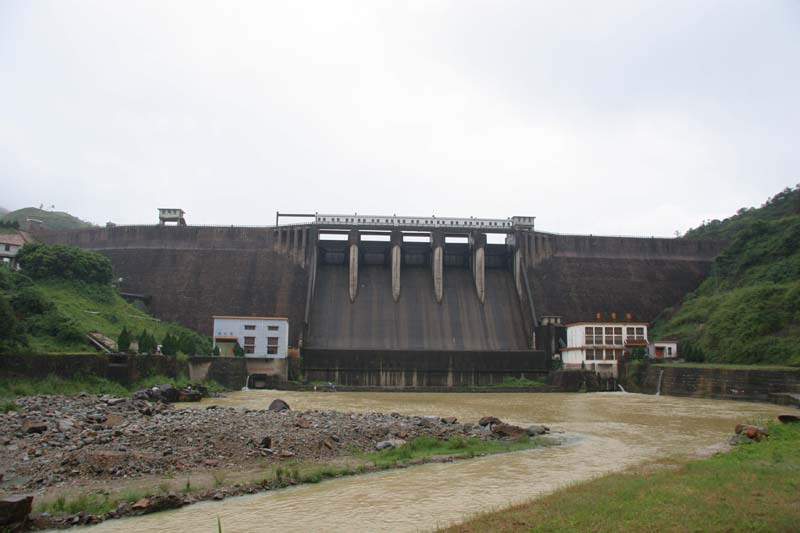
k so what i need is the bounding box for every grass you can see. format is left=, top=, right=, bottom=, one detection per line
left=0, top=398, right=19, bottom=413
left=25, top=279, right=210, bottom=354
left=490, top=376, right=546, bottom=388
left=0, top=373, right=225, bottom=400
left=0, top=374, right=129, bottom=399
left=36, top=489, right=147, bottom=516
left=366, top=434, right=539, bottom=468
left=654, top=362, right=800, bottom=371
left=443, top=422, right=800, bottom=532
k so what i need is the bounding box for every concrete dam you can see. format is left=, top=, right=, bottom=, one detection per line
left=44, top=215, right=724, bottom=386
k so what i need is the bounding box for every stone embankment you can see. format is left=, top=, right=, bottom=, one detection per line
left=0, top=395, right=546, bottom=529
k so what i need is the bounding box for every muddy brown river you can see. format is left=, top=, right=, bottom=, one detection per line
left=72, top=391, right=783, bottom=532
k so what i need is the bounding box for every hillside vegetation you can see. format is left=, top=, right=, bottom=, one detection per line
left=2, top=207, right=93, bottom=231
left=651, top=185, right=800, bottom=366
left=0, top=243, right=210, bottom=355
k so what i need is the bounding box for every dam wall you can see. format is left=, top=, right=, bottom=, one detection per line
left=306, top=264, right=527, bottom=350
left=522, top=232, right=724, bottom=322
left=43, top=225, right=311, bottom=345
left=303, top=348, right=547, bottom=387
left=43, top=225, right=724, bottom=375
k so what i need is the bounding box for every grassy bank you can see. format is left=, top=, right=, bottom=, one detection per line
left=366, top=434, right=539, bottom=467
left=0, top=374, right=225, bottom=402
left=444, top=422, right=800, bottom=532
left=33, top=435, right=551, bottom=522
left=654, top=362, right=800, bottom=371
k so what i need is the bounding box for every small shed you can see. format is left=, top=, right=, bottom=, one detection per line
left=158, top=208, right=186, bottom=226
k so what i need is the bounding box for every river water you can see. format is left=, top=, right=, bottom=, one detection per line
left=73, top=391, right=783, bottom=533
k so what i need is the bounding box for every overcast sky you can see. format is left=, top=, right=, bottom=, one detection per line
left=2, top=1, right=798, bottom=236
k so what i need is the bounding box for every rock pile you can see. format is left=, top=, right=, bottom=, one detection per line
left=132, top=384, right=205, bottom=404
left=0, top=395, right=504, bottom=494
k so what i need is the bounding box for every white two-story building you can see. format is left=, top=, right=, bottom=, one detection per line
left=212, top=316, right=289, bottom=358
left=561, top=322, right=649, bottom=376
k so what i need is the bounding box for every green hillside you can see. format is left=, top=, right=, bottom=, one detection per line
left=0, top=243, right=210, bottom=355
left=2, top=207, right=94, bottom=231
left=652, top=185, right=800, bottom=366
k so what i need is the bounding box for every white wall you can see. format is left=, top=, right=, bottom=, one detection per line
left=212, top=317, right=289, bottom=358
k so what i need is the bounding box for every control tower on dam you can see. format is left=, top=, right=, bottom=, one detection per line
left=42, top=213, right=725, bottom=387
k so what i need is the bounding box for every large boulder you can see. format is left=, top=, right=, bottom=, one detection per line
left=0, top=495, right=33, bottom=526
left=376, top=439, right=406, bottom=451
left=491, top=423, right=527, bottom=438
left=21, top=419, right=47, bottom=434
left=478, top=416, right=502, bottom=427
left=158, top=385, right=179, bottom=403
left=177, top=389, right=203, bottom=402
left=526, top=424, right=550, bottom=436
left=734, top=424, right=769, bottom=442
left=268, top=399, right=290, bottom=412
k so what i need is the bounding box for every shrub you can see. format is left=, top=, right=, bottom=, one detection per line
left=213, top=345, right=221, bottom=356
left=233, top=343, right=244, bottom=357
left=10, top=286, right=53, bottom=317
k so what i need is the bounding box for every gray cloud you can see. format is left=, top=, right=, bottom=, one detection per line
left=2, top=0, right=798, bottom=237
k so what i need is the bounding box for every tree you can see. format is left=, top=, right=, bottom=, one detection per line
left=233, top=343, right=244, bottom=357
left=117, top=326, right=131, bottom=353
left=212, top=345, right=220, bottom=356
left=137, top=329, right=156, bottom=354
left=178, top=332, right=197, bottom=356
left=0, top=294, right=16, bottom=339
left=161, top=332, right=179, bottom=356
left=16, top=243, right=112, bottom=284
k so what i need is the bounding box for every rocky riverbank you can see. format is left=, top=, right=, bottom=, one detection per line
left=0, top=394, right=552, bottom=530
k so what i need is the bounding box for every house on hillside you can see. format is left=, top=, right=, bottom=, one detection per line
left=650, top=340, right=679, bottom=360
left=0, top=232, right=31, bottom=270
left=212, top=316, right=289, bottom=358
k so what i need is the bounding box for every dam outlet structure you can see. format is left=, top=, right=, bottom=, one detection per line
left=43, top=213, right=724, bottom=388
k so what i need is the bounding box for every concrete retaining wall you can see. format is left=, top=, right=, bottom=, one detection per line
left=0, top=354, right=178, bottom=387
left=626, top=364, right=800, bottom=402
left=186, top=357, right=288, bottom=389
left=302, top=348, right=548, bottom=387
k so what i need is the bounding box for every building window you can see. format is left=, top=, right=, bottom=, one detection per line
left=245, top=346, right=255, bottom=354
left=585, top=327, right=594, bottom=344
left=244, top=325, right=256, bottom=330
left=627, top=326, right=645, bottom=341
left=667, top=346, right=673, bottom=355
left=268, top=325, right=279, bottom=331
left=243, top=336, right=255, bottom=350
left=267, top=336, right=279, bottom=355
left=3, top=244, right=9, bottom=252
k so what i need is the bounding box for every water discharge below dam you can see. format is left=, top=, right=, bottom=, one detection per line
left=71, top=392, right=783, bottom=533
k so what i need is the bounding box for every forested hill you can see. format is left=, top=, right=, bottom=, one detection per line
left=2, top=207, right=93, bottom=231
left=652, top=185, right=800, bottom=366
